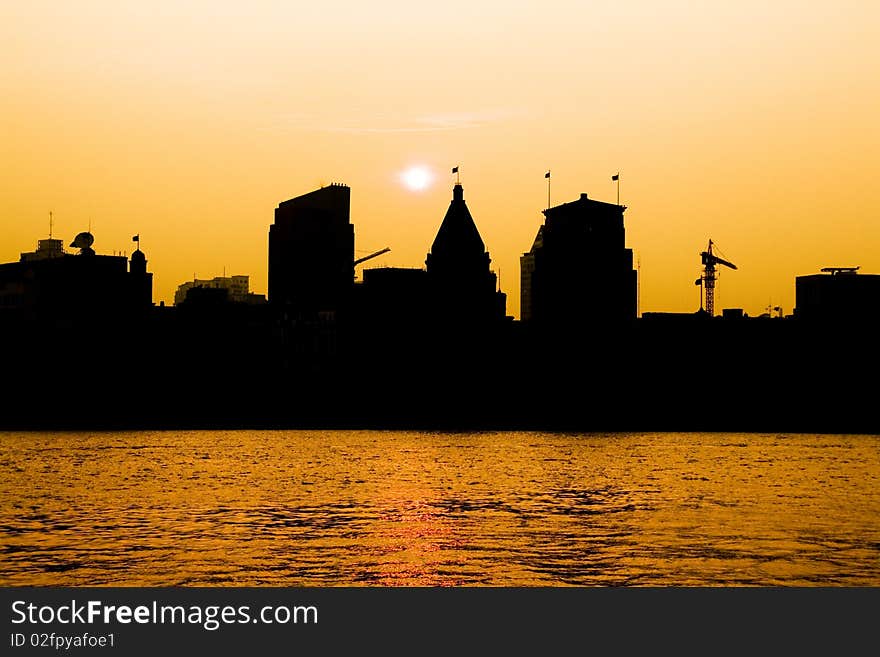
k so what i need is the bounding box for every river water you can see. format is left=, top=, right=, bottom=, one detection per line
left=1, top=431, right=878, bottom=586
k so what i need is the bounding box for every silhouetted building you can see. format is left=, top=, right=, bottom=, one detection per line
left=520, top=193, right=636, bottom=326
left=175, top=275, right=264, bottom=306
left=0, top=234, right=152, bottom=315
left=358, top=267, right=429, bottom=323
left=722, top=308, right=745, bottom=320
left=425, top=183, right=506, bottom=322
left=795, top=268, right=880, bottom=321
left=269, top=184, right=354, bottom=315
left=128, top=248, right=153, bottom=309
left=20, top=238, right=64, bottom=262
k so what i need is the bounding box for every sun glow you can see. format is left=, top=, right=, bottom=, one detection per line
left=400, top=166, right=433, bottom=192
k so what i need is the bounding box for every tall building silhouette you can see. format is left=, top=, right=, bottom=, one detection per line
left=268, top=184, right=354, bottom=315
left=520, top=193, right=636, bottom=325
left=425, top=183, right=506, bottom=322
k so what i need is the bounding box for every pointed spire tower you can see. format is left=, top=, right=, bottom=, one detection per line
left=426, top=182, right=505, bottom=321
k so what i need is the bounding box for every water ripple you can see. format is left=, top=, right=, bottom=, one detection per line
left=1, top=431, right=878, bottom=585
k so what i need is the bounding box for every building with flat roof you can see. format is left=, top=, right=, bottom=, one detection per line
left=357, top=266, right=429, bottom=324
left=175, top=275, right=263, bottom=306
left=795, top=268, right=880, bottom=321
left=20, top=238, right=65, bottom=262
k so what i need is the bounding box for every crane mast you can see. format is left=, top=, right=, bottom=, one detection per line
left=699, top=239, right=737, bottom=316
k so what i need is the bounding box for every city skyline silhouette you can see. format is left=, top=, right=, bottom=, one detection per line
left=1, top=177, right=877, bottom=433
left=5, top=175, right=876, bottom=321
left=2, top=3, right=878, bottom=319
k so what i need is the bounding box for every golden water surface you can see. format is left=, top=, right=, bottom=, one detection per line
left=1, top=431, right=878, bottom=586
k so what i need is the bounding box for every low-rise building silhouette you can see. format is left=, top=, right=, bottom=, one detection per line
left=174, top=275, right=264, bottom=306
left=359, top=267, right=428, bottom=322
left=795, top=267, right=880, bottom=321
left=20, top=237, right=65, bottom=262
left=0, top=233, right=151, bottom=315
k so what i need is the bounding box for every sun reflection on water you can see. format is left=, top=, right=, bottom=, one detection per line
left=1, top=431, right=878, bottom=586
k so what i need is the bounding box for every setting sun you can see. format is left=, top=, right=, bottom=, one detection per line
left=400, top=166, right=433, bottom=192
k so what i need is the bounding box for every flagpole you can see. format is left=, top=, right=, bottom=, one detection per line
left=546, top=170, right=551, bottom=210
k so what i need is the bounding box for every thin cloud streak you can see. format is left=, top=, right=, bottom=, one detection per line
left=273, top=109, right=525, bottom=134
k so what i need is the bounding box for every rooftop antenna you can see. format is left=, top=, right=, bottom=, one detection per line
left=49, top=211, right=53, bottom=238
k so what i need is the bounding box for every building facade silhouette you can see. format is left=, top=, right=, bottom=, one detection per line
left=358, top=267, right=428, bottom=323
left=0, top=234, right=152, bottom=315
left=795, top=268, right=880, bottom=321
left=520, top=193, right=636, bottom=326
left=268, top=184, right=354, bottom=315
left=175, top=275, right=264, bottom=306
left=20, top=238, right=64, bottom=262
left=425, top=183, right=506, bottom=322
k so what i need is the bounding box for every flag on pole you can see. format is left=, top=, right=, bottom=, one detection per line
left=452, top=166, right=458, bottom=174
left=695, top=278, right=702, bottom=286
left=612, top=173, right=619, bottom=181
left=133, top=235, right=140, bottom=243
left=545, top=171, right=550, bottom=179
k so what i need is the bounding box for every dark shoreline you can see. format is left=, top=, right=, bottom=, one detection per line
left=2, top=311, right=876, bottom=435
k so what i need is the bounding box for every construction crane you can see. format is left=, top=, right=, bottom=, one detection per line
left=353, top=248, right=391, bottom=280
left=354, top=247, right=390, bottom=267
left=699, top=239, right=736, bottom=316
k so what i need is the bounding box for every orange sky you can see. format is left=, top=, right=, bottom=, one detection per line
left=2, top=1, right=878, bottom=317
